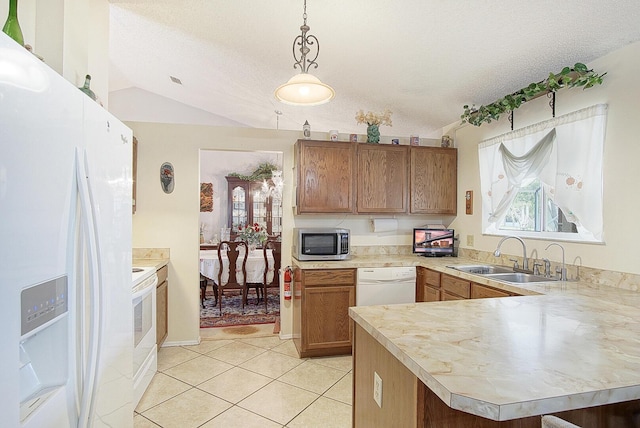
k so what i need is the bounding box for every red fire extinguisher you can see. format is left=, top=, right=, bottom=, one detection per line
left=283, top=267, right=292, bottom=300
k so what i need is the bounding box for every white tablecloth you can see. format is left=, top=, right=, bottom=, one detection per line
left=200, top=249, right=274, bottom=285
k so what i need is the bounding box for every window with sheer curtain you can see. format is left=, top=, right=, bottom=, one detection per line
left=478, top=104, right=607, bottom=243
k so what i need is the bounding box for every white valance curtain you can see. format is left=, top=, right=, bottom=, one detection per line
left=478, top=104, right=607, bottom=242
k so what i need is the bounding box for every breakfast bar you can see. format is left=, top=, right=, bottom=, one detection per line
left=349, top=268, right=640, bottom=427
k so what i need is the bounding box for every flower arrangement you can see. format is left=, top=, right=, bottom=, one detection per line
left=355, top=108, right=393, bottom=127
left=355, top=108, right=392, bottom=143
left=237, top=223, right=268, bottom=247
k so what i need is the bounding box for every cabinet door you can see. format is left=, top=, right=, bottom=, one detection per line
left=423, top=285, right=440, bottom=302
left=156, top=280, right=168, bottom=347
left=296, top=140, right=355, bottom=213
left=302, top=285, right=355, bottom=352
left=356, top=144, right=408, bottom=213
left=410, top=147, right=457, bottom=214
left=227, top=177, right=249, bottom=232
left=441, top=274, right=470, bottom=299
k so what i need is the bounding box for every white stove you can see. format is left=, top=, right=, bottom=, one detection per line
left=131, top=266, right=158, bottom=407
left=132, top=267, right=156, bottom=289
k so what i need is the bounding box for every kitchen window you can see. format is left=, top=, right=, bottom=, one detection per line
left=478, top=104, right=607, bottom=243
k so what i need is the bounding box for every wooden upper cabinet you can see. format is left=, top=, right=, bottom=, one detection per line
left=295, top=140, right=355, bottom=214
left=356, top=144, right=408, bottom=213
left=410, top=147, right=457, bottom=214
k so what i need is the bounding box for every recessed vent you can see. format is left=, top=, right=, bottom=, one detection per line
left=169, top=75, right=182, bottom=85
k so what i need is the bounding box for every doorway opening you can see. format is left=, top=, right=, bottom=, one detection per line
left=198, top=149, right=283, bottom=329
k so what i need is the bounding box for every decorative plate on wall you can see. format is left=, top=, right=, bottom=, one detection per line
left=160, top=162, right=174, bottom=194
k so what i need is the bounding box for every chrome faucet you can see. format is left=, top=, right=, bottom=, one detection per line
left=494, top=236, right=529, bottom=271
left=545, top=243, right=567, bottom=281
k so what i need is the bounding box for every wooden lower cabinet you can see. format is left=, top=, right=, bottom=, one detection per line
left=293, top=268, right=356, bottom=358
left=440, top=273, right=470, bottom=300
left=471, top=282, right=512, bottom=299
left=353, top=323, right=640, bottom=428
left=417, top=268, right=520, bottom=302
left=156, top=265, right=168, bottom=347
left=416, top=267, right=441, bottom=302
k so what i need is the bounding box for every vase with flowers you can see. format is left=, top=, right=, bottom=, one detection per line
left=355, top=108, right=393, bottom=143
left=238, top=222, right=268, bottom=251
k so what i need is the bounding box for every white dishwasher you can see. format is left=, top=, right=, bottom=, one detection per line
left=356, top=267, right=416, bottom=306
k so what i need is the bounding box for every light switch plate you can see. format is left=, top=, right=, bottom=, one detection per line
left=465, top=190, right=473, bottom=215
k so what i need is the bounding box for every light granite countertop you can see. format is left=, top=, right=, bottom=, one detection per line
left=301, top=255, right=640, bottom=421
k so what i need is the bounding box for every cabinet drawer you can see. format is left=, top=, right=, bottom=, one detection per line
left=157, top=265, right=168, bottom=285
left=303, top=269, right=356, bottom=286
left=424, top=269, right=441, bottom=287
left=471, top=283, right=511, bottom=299
left=441, top=274, right=470, bottom=298
left=442, top=291, right=466, bottom=301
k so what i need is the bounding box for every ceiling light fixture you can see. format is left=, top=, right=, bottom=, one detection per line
left=274, top=0, right=334, bottom=106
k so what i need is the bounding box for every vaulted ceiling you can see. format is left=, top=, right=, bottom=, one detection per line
left=109, top=0, right=640, bottom=138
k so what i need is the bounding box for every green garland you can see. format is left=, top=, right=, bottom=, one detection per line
left=228, top=162, right=279, bottom=181
left=460, top=63, right=606, bottom=127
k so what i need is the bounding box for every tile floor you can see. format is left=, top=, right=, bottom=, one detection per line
left=134, top=325, right=353, bottom=427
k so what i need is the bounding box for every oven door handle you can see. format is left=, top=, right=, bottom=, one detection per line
left=132, top=276, right=158, bottom=300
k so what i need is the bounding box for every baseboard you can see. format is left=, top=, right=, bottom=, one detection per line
left=161, top=338, right=200, bottom=347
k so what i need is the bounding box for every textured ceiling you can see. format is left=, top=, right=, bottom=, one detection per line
left=108, top=0, right=640, bottom=138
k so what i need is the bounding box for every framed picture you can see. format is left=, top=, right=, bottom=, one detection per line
left=200, top=182, right=213, bottom=212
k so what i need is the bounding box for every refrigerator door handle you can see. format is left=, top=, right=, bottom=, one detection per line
left=75, top=148, right=103, bottom=428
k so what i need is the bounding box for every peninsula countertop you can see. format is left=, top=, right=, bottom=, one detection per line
left=344, top=256, right=640, bottom=421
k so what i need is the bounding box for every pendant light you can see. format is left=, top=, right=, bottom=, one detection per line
left=274, top=0, right=335, bottom=106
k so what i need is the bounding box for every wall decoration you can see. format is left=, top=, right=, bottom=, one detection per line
left=200, top=182, right=213, bottom=212
left=461, top=63, right=606, bottom=127
left=160, top=162, right=174, bottom=194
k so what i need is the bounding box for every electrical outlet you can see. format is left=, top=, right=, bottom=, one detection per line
left=467, top=234, right=474, bottom=247
left=373, top=372, right=383, bottom=408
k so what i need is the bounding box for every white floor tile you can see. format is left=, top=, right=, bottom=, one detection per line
left=240, top=349, right=305, bottom=379
left=206, top=340, right=267, bottom=366
left=238, top=380, right=319, bottom=425
left=324, top=372, right=353, bottom=405
left=286, top=396, right=352, bottom=428
left=142, top=388, right=231, bottom=428
left=162, top=355, right=234, bottom=386
left=135, top=372, right=191, bottom=413
left=278, top=360, right=347, bottom=394
left=201, top=405, right=283, bottom=428
left=137, top=336, right=352, bottom=428
left=198, top=366, right=272, bottom=403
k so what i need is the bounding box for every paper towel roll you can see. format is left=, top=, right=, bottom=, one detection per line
left=370, top=218, right=398, bottom=233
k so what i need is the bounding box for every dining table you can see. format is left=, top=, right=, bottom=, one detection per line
left=199, top=248, right=275, bottom=303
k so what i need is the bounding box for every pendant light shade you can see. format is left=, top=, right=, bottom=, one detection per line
left=275, top=73, right=335, bottom=106
left=274, top=0, right=334, bottom=106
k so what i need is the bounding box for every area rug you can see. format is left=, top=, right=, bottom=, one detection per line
left=200, top=289, right=280, bottom=328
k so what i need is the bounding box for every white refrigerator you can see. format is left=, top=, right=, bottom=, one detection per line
left=0, top=33, right=134, bottom=427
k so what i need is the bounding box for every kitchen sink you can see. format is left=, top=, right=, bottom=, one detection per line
left=484, top=272, right=558, bottom=284
left=448, top=264, right=514, bottom=275
left=448, top=265, right=558, bottom=284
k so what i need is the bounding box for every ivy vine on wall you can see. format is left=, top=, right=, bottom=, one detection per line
left=460, top=63, right=606, bottom=127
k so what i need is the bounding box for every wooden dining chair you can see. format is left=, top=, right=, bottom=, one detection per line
left=216, top=241, right=248, bottom=316
left=261, top=239, right=281, bottom=313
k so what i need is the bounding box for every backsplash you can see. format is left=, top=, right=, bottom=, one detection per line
left=351, top=245, right=413, bottom=256
left=459, top=248, right=639, bottom=292
left=133, top=248, right=170, bottom=260
left=351, top=245, right=639, bottom=292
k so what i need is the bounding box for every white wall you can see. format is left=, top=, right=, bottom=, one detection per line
left=450, top=40, right=640, bottom=275
left=1, top=0, right=111, bottom=101
left=131, top=124, right=451, bottom=344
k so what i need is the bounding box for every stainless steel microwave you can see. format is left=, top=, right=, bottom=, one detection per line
left=293, top=228, right=350, bottom=261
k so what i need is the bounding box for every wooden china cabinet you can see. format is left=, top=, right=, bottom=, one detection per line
left=226, top=176, right=282, bottom=238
